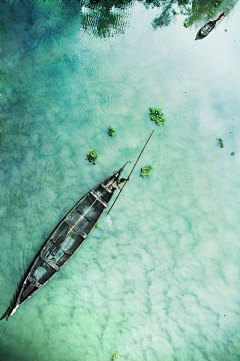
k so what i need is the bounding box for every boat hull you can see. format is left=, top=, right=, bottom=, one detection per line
left=198, top=20, right=216, bottom=38
left=6, top=165, right=126, bottom=319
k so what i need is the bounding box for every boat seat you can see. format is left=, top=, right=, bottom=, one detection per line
left=101, top=183, right=112, bottom=193
left=62, top=249, right=73, bottom=256
left=23, top=279, right=40, bottom=297
left=40, top=254, right=60, bottom=272
left=28, top=276, right=41, bottom=288
left=75, top=209, right=91, bottom=222
left=64, top=219, right=87, bottom=239
left=90, top=190, right=107, bottom=207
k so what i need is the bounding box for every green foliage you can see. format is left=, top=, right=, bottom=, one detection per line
left=216, top=137, right=225, bottom=148
left=86, top=149, right=98, bottom=164
left=112, top=354, right=119, bottom=360
left=140, top=165, right=153, bottom=178
left=95, top=221, right=100, bottom=227
left=108, top=126, right=117, bottom=137
left=149, top=107, right=166, bottom=126
left=184, top=21, right=189, bottom=28
left=231, top=152, right=235, bottom=156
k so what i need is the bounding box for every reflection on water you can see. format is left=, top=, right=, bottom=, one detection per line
left=80, top=0, right=133, bottom=37
left=1, top=0, right=240, bottom=360
left=79, top=0, right=239, bottom=36
left=1, top=0, right=237, bottom=39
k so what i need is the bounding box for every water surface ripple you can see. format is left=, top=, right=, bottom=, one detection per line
left=1, top=1, right=240, bottom=361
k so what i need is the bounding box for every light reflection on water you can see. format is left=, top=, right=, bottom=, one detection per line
left=0, top=1, right=240, bottom=361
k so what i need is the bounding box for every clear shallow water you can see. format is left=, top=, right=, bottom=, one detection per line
left=1, top=1, right=240, bottom=360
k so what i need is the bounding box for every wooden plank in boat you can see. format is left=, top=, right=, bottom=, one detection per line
left=28, top=276, right=41, bottom=288
left=90, top=190, right=107, bottom=207
left=101, top=183, right=112, bottom=193
left=64, top=219, right=87, bottom=239
left=40, top=255, right=60, bottom=272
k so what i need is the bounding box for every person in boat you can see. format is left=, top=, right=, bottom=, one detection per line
left=112, top=177, right=129, bottom=191
left=216, top=12, right=225, bottom=21
left=199, top=12, right=225, bottom=37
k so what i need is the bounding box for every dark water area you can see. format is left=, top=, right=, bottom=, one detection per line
left=1, top=0, right=240, bottom=360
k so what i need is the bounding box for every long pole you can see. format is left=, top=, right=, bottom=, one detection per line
left=212, top=0, right=239, bottom=29
left=107, top=129, right=154, bottom=215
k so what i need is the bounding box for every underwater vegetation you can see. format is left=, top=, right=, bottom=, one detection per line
left=108, top=126, right=117, bottom=137
left=86, top=149, right=98, bottom=164
left=95, top=221, right=100, bottom=227
left=231, top=152, right=235, bottom=156
left=216, top=137, right=225, bottom=148
left=149, top=107, right=166, bottom=126
left=140, top=165, right=153, bottom=178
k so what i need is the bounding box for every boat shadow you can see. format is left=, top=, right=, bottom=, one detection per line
left=0, top=282, right=21, bottom=321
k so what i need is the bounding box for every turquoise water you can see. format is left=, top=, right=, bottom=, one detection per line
left=1, top=1, right=240, bottom=360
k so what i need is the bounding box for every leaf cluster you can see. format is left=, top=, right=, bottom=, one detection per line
left=108, top=126, right=117, bottom=137
left=112, top=354, right=119, bottom=360
left=149, top=107, right=166, bottom=126
left=140, top=165, right=153, bottom=178
left=216, top=137, right=224, bottom=148
left=86, top=149, right=98, bottom=164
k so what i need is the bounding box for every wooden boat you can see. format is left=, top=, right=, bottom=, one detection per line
left=199, top=20, right=217, bottom=37
left=6, top=163, right=127, bottom=319
left=198, top=12, right=225, bottom=38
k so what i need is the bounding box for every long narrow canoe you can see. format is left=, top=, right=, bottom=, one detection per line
left=198, top=12, right=225, bottom=38
left=6, top=164, right=127, bottom=319
left=199, top=20, right=217, bottom=37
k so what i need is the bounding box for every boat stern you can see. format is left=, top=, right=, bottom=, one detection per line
left=6, top=304, right=20, bottom=321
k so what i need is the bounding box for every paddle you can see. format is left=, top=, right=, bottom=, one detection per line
left=107, top=129, right=154, bottom=215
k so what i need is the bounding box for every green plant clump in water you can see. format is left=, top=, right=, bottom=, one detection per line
left=149, top=107, right=166, bottom=126
left=231, top=152, right=235, bottom=156
left=86, top=149, right=98, bottom=165
left=216, top=137, right=225, bottom=148
left=184, top=21, right=189, bottom=28
left=95, top=221, right=100, bottom=228
left=140, top=165, right=153, bottom=178
left=108, top=126, right=116, bottom=137
left=112, top=354, right=119, bottom=360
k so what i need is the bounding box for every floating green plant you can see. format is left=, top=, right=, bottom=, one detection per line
left=140, top=165, right=153, bottom=178
left=149, top=107, right=166, bottom=126
left=216, top=137, right=224, bottom=148
left=184, top=21, right=189, bottom=28
left=86, top=149, right=98, bottom=165
left=95, top=221, right=100, bottom=228
left=108, top=126, right=116, bottom=137
left=231, top=152, right=235, bottom=156
left=112, top=354, right=119, bottom=360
